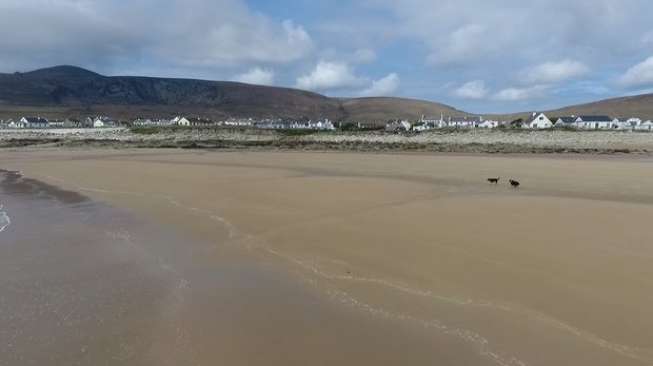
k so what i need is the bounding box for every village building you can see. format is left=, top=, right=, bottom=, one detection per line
left=554, top=116, right=577, bottom=128
left=64, top=118, right=82, bottom=128
left=526, top=113, right=553, bottom=129
left=92, top=116, right=118, bottom=128
left=132, top=118, right=175, bottom=127
left=172, top=116, right=192, bottom=126
left=611, top=118, right=632, bottom=130
left=305, top=119, right=335, bottom=130
left=574, top=116, right=613, bottom=130
left=635, top=120, right=653, bottom=131
left=20, top=117, right=49, bottom=128
left=8, top=119, right=27, bottom=129
left=385, top=120, right=412, bottom=132
left=420, top=115, right=446, bottom=129
left=132, top=118, right=153, bottom=126
left=626, top=118, right=642, bottom=128
left=412, top=122, right=432, bottom=132
left=258, top=119, right=335, bottom=130
left=182, top=117, right=214, bottom=127
left=48, top=119, right=65, bottom=128
left=445, top=116, right=477, bottom=129
left=0, top=119, right=14, bottom=129
left=478, top=119, right=499, bottom=129
left=223, top=119, right=254, bottom=127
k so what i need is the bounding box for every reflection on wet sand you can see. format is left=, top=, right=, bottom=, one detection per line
left=2, top=150, right=653, bottom=366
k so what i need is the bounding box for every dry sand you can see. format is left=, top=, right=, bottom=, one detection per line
left=2, top=149, right=653, bottom=365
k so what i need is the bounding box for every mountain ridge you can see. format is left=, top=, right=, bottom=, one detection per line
left=0, top=65, right=466, bottom=122
left=2, top=65, right=653, bottom=122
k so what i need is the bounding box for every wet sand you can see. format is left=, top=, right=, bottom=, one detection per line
left=2, top=150, right=653, bottom=365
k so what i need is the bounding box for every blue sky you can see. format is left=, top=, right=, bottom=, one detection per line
left=2, top=0, right=653, bottom=113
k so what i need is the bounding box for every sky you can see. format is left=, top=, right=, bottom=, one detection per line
left=2, top=0, right=653, bottom=113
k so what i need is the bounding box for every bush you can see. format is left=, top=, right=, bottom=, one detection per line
left=275, top=129, right=317, bottom=137
left=130, top=126, right=160, bottom=135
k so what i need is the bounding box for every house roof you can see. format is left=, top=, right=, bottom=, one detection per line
left=449, top=117, right=476, bottom=122
left=577, top=115, right=612, bottom=122
left=526, top=113, right=548, bottom=123
left=188, top=117, right=213, bottom=123
left=23, top=117, right=48, bottom=123
left=556, top=116, right=576, bottom=123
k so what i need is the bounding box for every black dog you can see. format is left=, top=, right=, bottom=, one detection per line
left=509, top=179, right=520, bottom=188
left=487, top=177, right=500, bottom=184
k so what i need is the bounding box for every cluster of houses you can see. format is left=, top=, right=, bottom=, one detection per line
left=384, top=113, right=653, bottom=132
left=0, top=115, right=337, bottom=131
left=0, top=116, right=118, bottom=129
left=522, top=113, right=653, bottom=131
left=3, top=113, right=652, bottom=133
left=387, top=115, right=507, bottom=132
left=135, top=116, right=336, bottom=130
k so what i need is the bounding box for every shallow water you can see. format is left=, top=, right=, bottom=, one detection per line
left=1, top=168, right=494, bottom=366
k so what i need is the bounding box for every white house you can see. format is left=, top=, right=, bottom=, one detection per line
left=445, top=117, right=477, bottom=129
left=554, top=116, right=577, bottom=128
left=48, top=119, right=65, bottom=128
left=574, top=116, right=613, bottom=130
left=20, top=117, right=49, bottom=128
left=223, top=119, right=253, bottom=127
left=627, top=118, right=642, bottom=128
left=173, top=116, right=191, bottom=126
left=385, top=120, right=412, bottom=132
left=420, top=115, right=446, bottom=129
left=63, top=119, right=82, bottom=128
left=93, top=116, right=117, bottom=128
left=611, top=118, right=632, bottom=130
left=478, top=120, right=499, bottom=129
left=526, top=113, right=553, bottom=129
left=311, top=119, right=335, bottom=130
left=635, top=120, right=653, bottom=131
left=8, top=119, right=27, bottom=129
left=412, top=122, right=434, bottom=132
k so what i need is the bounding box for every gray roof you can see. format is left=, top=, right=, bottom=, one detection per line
left=577, top=115, right=612, bottom=122
left=556, top=116, right=576, bottom=123
left=23, top=117, right=48, bottom=123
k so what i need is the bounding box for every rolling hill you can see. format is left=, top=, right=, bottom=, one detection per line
left=2, top=65, right=653, bottom=123
left=543, top=94, right=653, bottom=120
left=0, top=66, right=465, bottom=122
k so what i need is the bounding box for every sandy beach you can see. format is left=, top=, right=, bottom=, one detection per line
left=2, top=149, right=653, bottom=365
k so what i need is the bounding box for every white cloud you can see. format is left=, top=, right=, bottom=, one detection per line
left=233, top=67, right=275, bottom=85
left=0, top=0, right=314, bottom=71
left=428, top=24, right=490, bottom=65
left=522, top=60, right=589, bottom=84
left=168, top=19, right=313, bottom=66
left=296, top=61, right=365, bottom=91
left=359, top=73, right=400, bottom=96
left=453, top=80, right=489, bottom=99
left=619, top=56, right=653, bottom=87
left=493, top=85, right=548, bottom=101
